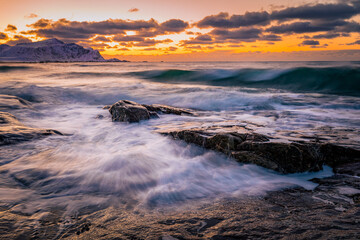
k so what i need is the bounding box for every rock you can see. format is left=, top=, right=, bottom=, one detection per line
left=0, top=94, right=32, bottom=110
left=0, top=112, right=62, bottom=145
left=108, top=100, right=193, bottom=123
left=143, top=104, right=193, bottom=116
left=109, top=100, right=158, bottom=123
left=160, top=127, right=360, bottom=174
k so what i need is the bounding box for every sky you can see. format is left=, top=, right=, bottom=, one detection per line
left=1, top=0, right=360, bottom=61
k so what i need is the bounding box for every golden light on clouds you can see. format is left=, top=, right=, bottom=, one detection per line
left=1, top=0, right=360, bottom=61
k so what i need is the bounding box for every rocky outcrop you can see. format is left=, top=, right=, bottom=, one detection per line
left=108, top=100, right=193, bottom=123
left=0, top=112, right=61, bottom=145
left=160, top=127, right=360, bottom=174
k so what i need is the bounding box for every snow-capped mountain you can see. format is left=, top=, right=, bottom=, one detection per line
left=0, top=38, right=106, bottom=62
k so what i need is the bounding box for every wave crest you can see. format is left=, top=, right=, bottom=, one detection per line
left=131, top=67, right=360, bottom=97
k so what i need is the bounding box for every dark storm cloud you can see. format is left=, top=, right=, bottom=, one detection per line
left=266, top=22, right=334, bottom=34
left=5, top=25, right=17, bottom=32
left=197, top=11, right=270, bottom=28
left=160, top=19, right=188, bottom=32
left=271, top=1, right=360, bottom=20
left=211, top=28, right=262, bottom=41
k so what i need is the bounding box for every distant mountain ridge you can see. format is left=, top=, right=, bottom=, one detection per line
left=0, top=38, right=126, bottom=62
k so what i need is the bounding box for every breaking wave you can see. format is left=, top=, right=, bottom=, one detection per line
left=131, top=67, right=360, bottom=97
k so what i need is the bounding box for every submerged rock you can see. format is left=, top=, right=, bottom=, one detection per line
left=160, top=127, right=360, bottom=174
left=0, top=112, right=62, bottom=145
left=108, top=100, right=193, bottom=123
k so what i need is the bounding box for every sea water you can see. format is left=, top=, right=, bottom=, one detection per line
left=0, top=61, right=359, bottom=212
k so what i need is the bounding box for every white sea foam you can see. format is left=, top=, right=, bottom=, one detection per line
left=0, top=61, right=358, bottom=213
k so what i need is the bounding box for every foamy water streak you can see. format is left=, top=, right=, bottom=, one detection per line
left=0, top=61, right=359, bottom=213
left=0, top=104, right=333, bottom=211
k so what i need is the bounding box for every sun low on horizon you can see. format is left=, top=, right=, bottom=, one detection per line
left=1, top=0, right=360, bottom=61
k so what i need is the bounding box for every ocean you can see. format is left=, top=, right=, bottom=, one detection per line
left=0, top=61, right=359, bottom=212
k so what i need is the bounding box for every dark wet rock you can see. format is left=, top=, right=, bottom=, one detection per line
left=95, top=114, right=104, bottom=119
left=143, top=104, right=193, bottom=116
left=108, top=100, right=193, bottom=123
left=109, top=100, right=157, bottom=123
left=160, top=127, right=360, bottom=173
left=0, top=112, right=62, bottom=145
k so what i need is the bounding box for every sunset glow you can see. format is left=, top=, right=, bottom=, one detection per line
left=1, top=0, right=360, bottom=60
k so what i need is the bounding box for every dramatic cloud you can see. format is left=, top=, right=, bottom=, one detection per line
left=0, top=32, right=8, bottom=40
left=128, top=8, right=139, bottom=12
left=193, top=0, right=360, bottom=44
left=24, top=18, right=189, bottom=44
left=160, top=19, right=189, bottom=32
left=28, top=18, right=52, bottom=28
left=266, top=22, right=334, bottom=34
left=271, top=1, right=360, bottom=20
left=5, top=24, right=17, bottom=32
left=197, top=11, right=270, bottom=28
left=311, top=32, right=350, bottom=39
left=25, top=13, right=39, bottom=19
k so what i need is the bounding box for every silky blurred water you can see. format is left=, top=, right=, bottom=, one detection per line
left=0, top=61, right=359, bottom=212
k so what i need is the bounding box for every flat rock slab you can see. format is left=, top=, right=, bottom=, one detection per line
left=0, top=112, right=61, bottom=145
left=108, top=100, right=194, bottom=123
left=160, top=126, right=360, bottom=174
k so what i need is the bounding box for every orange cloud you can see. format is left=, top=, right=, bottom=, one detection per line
left=5, top=24, right=17, bottom=32
left=128, top=8, right=139, bottom=12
